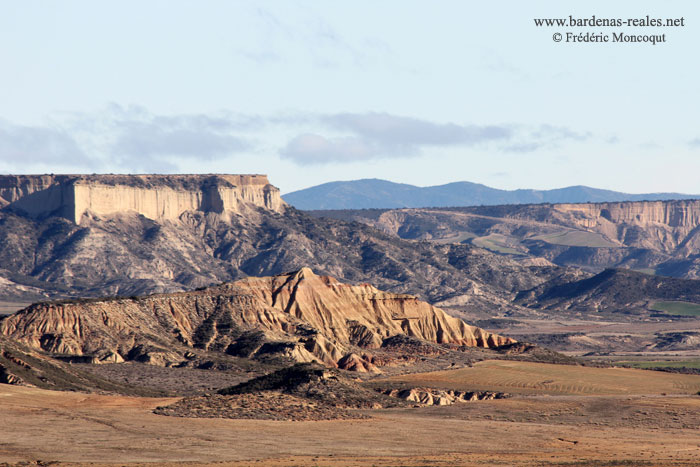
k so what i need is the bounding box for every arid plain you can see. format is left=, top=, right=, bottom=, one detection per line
left=3, top=363, right=700, bottom=467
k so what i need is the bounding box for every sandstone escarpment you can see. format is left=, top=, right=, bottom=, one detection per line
left=314, top=199, right=700, bottom=277
left=554, top=200, right=700, bottom=228
left=0, top=190, right=553, bottom=307
left=0, top=269, right=514, bottom=369
left=0, top=174, right=285, bottom=224
left=551, top=201, right=700, bottom=252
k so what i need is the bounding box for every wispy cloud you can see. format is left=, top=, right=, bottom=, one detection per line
left=1, top=106, right=257, bottom=172
left=65, top=105, right=255, bottom=171
left=103, top=105, right=251, bottom=171
left=325, top=112, right=512, bottom=146
left=281, top=134, right=378, bottom=165
left=0, top=106, right=598, bottom=171
left=0, top=120, right=93, bottom=168
left=279, top=112, right=514, bottom=165
left=279, top=112, right=588, bottom=164
left=502, top=142, right=542, bottom=153
left=236, top=8, right=395, bottom=70
left=498, top=124, right=591, bottom=154
left=531, top=124, right=590, bottom=142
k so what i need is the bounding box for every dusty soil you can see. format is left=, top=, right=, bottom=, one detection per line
left=0, top=300, right=29, bottom=315
left=2, top=383, right=700, bottom=466
left=453, top=309, right=700, bottom=355
left=380, top=360, right=700, bottom=395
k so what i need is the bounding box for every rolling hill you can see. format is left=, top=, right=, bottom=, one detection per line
left=283, top=178, right=698, bottom=210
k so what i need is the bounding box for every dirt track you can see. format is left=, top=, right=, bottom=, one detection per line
left=2, top=384, right=700, bottom=466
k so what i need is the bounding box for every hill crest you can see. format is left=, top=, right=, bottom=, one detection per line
left=283, top=178, right=698, bottom=210
left=0, top=268, right=514, bottom=370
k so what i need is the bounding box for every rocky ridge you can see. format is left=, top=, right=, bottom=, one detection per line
left=516, top=268, right=700, bottom=315
left=0, top=174, right=285, bottom=224
left=0, top=192, right=559, bottom=314
left=0, top=334, right=164, bottom=394
left=379, top=387, right=508, bottom=405
left=0, top=268, right=514, bottom=370
left=311, top=200, right=700, bottom=277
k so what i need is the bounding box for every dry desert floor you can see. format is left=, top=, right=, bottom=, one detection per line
left=3, top=361, right=700, bottom=466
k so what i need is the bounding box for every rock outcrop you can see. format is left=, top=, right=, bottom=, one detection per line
left=0, top=174, right=285, bottom=224
left=550, top=201, right=700, bottom=252
left=0, top=269, right=514, bottom=369
left=553, top=200, right=700, bottom=229
left=381, top=387, right=508, bottom=406
left=313, top=199, right=700, bottom=278
left=0, top=335, right=156, bottom=393
left=0, top=175, right=558, bottom=308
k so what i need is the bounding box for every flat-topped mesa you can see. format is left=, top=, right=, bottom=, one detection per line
left=0, top=174, right=286, bottom=224
left=553, top=200, right=700, bottom=229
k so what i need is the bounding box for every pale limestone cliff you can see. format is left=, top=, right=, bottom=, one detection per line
left=0, top=268, right=514, bottom=368
left=554, top=200, right=700, bottom=229
left=345, top=200, right=700, bottom=262
left=552, top=200, right=700, bottom=252
left=0, top=174, right=285, bottom=224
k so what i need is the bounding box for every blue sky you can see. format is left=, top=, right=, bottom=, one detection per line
left=1, top=1, right=698, bottom=194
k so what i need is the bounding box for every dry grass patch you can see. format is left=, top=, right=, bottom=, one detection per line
left=381, top=360, right=700, bottom=395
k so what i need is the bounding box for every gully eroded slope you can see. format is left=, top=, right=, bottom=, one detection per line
left=311, top=200, right=700, bottom=277
left=0, top=268, right=513, bottom=370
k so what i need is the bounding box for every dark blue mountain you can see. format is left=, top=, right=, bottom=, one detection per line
left=283, top=179, right=699, bottom=210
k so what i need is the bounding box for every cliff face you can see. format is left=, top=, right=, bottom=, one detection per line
left=550, top=201, right=700, bottom=253
left=0, top=268, right=514, bottom=368
left=0, top=174, right=285, bottom=224
left=0, top=184, right=552, bottom=307
left=314, top=199, right=700, bottom=277
left=553, top=200, right=700, bottom=227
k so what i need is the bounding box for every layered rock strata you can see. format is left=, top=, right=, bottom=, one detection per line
left=0, top=174, right=285, bottom=224
left=0, top=268, right=514, bottom=368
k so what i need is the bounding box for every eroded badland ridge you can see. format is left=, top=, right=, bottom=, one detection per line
left=0, top=268, right=512, bottom=373
left=313, top=199, right=700, bottom=277
left=0, top=174, right=558, bottom=312
left=3, top=174, right=700, bottom=356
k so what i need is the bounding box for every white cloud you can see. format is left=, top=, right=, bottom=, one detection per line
left=325, top=112, right=512, bottom=146
left=279, top=112, right=591, bottom=164
left=0, top=121, right=92, bottom=168
left=0, top=106, right=599, bottom=171
left=280, top=133, right=384, bottom=165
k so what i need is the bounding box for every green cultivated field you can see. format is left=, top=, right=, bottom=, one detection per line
left=471, top=234, right=523, bottom=255
left=616, top=360, right=700, bottom=370
left=431, top=231, right=476, bottom=244
left=531, top=230, right=619, bottom=248
left=651, top=301, right=700, bottom=317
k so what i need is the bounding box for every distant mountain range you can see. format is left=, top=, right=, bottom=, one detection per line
left=282, top=179, right=699, bottom=210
